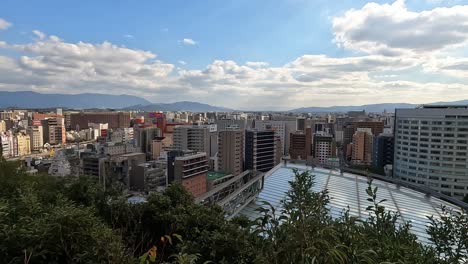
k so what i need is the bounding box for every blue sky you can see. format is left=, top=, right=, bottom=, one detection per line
left=0, top=0, right=468, bottom=109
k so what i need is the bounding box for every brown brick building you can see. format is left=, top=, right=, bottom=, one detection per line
left=70, top=112, right=130, bottom=130
left=289, top=128, right=312, bottom=160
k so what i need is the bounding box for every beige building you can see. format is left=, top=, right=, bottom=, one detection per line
left=0, top=120, right=6, bottom=132
left=351, top=128, right=373, bottom=166
left=15, top=133, right=31, bottom=156
left=173, top=125, right=211, bottom=155
left=27, top=126, right=43, bottom=151
left=217, top=130, right=243, bottom=175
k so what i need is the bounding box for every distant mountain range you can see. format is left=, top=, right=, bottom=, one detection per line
left=0, top=91, right=151, bottom=109
left=290, top=100, right=468, bottom=113
left=123, top=101, right=234, bottom=112
left=2, top=91, right=468, bottom=112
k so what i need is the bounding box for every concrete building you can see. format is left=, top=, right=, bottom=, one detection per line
left=351, top=128, right=373, bottom=166
left=15, top=133, right=31, bottom=156
left=129, top=161, right=167, bottom=192
left=372, top=134, right=394, bottom=169
left=394, top=106, right=468, bottom=199
left=245, top=130, right=276, bottom=172
left=173, top=125, right=211, bottom=155
left=27, top=126, right=43, bottom=151
left=167, top=151, right=208, bottom=197
left=217, top=130, right=243, bottom=175
left=296, top=117, right=306, bottom=132
left=134, top=126, right=161, bottom=159
left=0, top=120, right=6, bottom=132
left=0, top=132, right=13, bottom=158
left=289, top=128, right=312, bottom=160
left=70, top=112, right=130, bottom=130
left=41, top=118, right=65, bottom=145
left=313, top=133, right=336, bottom=164
left=254, top=120, right=296, bottom=155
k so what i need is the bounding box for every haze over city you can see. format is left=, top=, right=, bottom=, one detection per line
left=0, top=0, right=468, bottom=110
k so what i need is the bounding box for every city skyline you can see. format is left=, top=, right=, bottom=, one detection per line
left=1, top=0, right=468, bottom=109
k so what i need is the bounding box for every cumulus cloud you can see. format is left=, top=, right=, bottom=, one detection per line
left=332, top=0, right=468, bottom=56
left=182, top=38, right=197, bottom=45
left=1, top=1, right=468, bottom=110
left=32, top=30, right=46, bottom=40
left=0, top=18, right=12, bottom=30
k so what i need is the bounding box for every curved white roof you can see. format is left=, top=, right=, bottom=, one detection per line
left=239, top=163, right=462, bottom=244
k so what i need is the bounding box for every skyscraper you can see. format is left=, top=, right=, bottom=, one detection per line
left=27, top=126, right=43, bottom=151
left=289, top=128, right=312, bottom=160
left=372, top=134, right=394, bottom=169
left=245, top=130, right=275, bottom=172
left=313, top=133, right=335, bottom=164
left=394, top=106, right=468, bottom=199
left=351, top=128, right=373, bottom=166
left=173, top=125, right=211, bottom=155
left=217, top=130, right=243, bottom=175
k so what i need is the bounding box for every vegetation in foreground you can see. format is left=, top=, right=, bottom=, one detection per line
left=0, top=158, right=467, bottom=263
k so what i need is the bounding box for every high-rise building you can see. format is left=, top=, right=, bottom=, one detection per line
left=41, top=118, right=66, bottom=145
left=0, top=132, right=13, bottom=158
left=173, top=125, right=211, bottom=155
left=14, top=133, right=31, bottom=156
left=372, top=134, right=394, bottom=169
left=296, top=117, right=306, bottom=132
left=217, top=130, right=243, bottom=175
left=351, top=128, right=373, bottom=166
left=289, top=128, right=312, bottom=160
left=0, top=120, right=6, bottom=132
left=70, top=112, right=130, bottom=130
left=394, top=106, right=468, bottom=199
left=27, top=126, right=43, bottom=151
left=134, top=126, right=161, bottom=159
left=167, top=151, right=208, bottom=197
left=313, top=133, right=335, bottom=164
left=245, top=130, right=276, bottom=172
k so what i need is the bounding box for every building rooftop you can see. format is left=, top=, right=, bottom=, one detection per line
left=207, top=171, right=227, bottom=180
left=238, top=163, right=463, bottom=244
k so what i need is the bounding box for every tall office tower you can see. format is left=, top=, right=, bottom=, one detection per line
left=0, top=120, right=6, bottom=132
left=14, top=133, right=31, bottom=156
left=254, top=120, right=296, bottom=155
left=351, top=128, right=373, bottom=166
left=167, top=151, right=208, bottom=197
left=0, top=132, right=13, bottom=158
left=289, top=128, right=312, bottom=160
left=70, top=112, right=130, bottom=130
left=41, top=118, right=66, bottom=145
left=296, top=117, right=306, bottom=132
left=313, top=133, right=335, bottom=164
left=27, top=126, right=43, bottom=151
left=173, top=125, right=211, bottom=155
left=394, top=106, right=468, bottom=199
left=245, top=130, right=276, bottom=172
left=372, top=134, right=394, bottom=169
left=343, top=121, right=384, bottom=148
left=134, top=126, right=161, bottom=159
left=217, top=130, right=243, bottom=175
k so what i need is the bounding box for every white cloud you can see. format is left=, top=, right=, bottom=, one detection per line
left=246, top=61, right=269, bottom=68
left=182, top=38, right=197, bottom=45
left=332, top=1, right=468, bottom=56
left=0, top=18, right=12, bottom=30
left=1, top=2, right=468, bottom=110
left=123, top=34, right=134, bottom=39
left=32, top=30, right=46, bottom=40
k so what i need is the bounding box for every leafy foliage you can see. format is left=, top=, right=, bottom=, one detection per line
left=0, top=158, right=466, bottom=263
